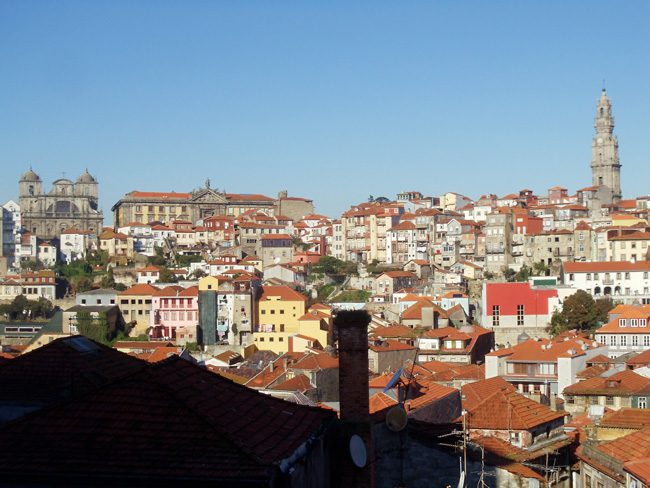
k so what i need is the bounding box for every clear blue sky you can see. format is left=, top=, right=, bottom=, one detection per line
left=1, top=1, right=649, bottom=222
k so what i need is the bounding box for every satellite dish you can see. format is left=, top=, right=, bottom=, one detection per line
left=349, top=435, right=367, bottom=468
left=386, top=405, right=408, bottom=432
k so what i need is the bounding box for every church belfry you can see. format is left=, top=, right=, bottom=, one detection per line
left=591, top=89, right=621, bottom=204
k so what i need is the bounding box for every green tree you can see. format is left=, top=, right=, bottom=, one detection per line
left=75, top=311, right=113, bottom=345
left=549, top=290, right=615, bottom=335
left=159, top=267, right=179, bottom=283
left=149, top=246, right=167, bottom=267
left=74, top=276, right=94, bottom=293
left=21, top=259, right=43, bottom=271
left=533, top=261, right=549, bottom=276
left=502, top=267, right=517, bottom=282
left=100, top=268, right=115, bottom=289
left=515, top=265, right=532, bottom=282
left=191, top=269, right=207, bottom=279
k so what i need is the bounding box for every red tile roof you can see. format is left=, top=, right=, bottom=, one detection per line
left=269, top=373, right=313, bottom=393
left=259, top=285, right=307, bottom=302
left=462, top=385, right=566, bottom=430
left=563, top=260, right=650, bottom=273
left=461, top=376, right=516, bottom=411
left=127, top=191, right=191, bottom=199
left=290, top=352, right=338, bottom=370
left=564, top=369, right=650, bottom=396
left=625, top=458, right=650, bottom=484
left=368, top=339, right=416, bottom=353
left=369, top=392, right=398, bottom=415
left=119, top=283, right=159, bottom=296
left=593, top=427, right=650, bottom=467
left=0, top=336, right=145, bottom=407
left=600, top=408, right=650, bottom=430
left=487, top=336, right=600, bottom=361
left=401, top=298, right=448, bottom=321
left=0, top=354, right=336, bottom=483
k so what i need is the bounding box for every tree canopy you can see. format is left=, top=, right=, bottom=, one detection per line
left=548, top=290, right=614, bottom=336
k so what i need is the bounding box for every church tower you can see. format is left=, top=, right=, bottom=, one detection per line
left=591, top=89, right=622, bottom=204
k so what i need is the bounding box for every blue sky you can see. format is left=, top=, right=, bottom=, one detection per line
left=1, top=1, right=649, bottom=221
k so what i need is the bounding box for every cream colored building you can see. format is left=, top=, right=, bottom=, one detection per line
left=253, top=285, right=307, bottom=354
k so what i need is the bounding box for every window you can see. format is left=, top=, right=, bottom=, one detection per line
left=632, top=336, right=639, bottom=346
left=610, top=336, right=617, bottom=346
left=641, top=319, right=648, bottom=328
left=606, top=396, right=614, bottom=406
left=585, top=474, right=591, bottom=488
left=620, top=319, right=627, bottom=327
left=566, top=395, right=574, bottom=404
left=621, top=336, right=627, bottom=346
left=594, top=273, right=599, bottom=280
left=625, top=272, right=631, bottom=280
left=632, top=319, right=639, bottom=327
left=639, top=397, right=647, bottom=409
left=644, top=336, right=650, bottom=347
left=569, top=273, right=574, bottom=281
left=517, top=305, right=524, bottom=326
left=492, top=305, right=500, bottom=326
left=587, top=273, right=592, bottom=280
left=590, top=396, right=599, bottom=405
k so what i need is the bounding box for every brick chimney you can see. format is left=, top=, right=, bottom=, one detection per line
left=336, top=310, right=371, bottom=422
left=334, top=310, right=374, bottom=488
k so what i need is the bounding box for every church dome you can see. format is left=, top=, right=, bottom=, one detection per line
left=20, top=168, right=41, bottom=182
left=76, top=169, right=97, bottom=184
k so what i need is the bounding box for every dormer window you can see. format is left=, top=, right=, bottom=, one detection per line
left=619, top=319, right=627, bottom=327
left=631, top=319, right=639, bottom=327
left=641, top=319, right=647, bottom=327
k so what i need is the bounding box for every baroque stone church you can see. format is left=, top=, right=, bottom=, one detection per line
left=19, top=168, right=104, bottom=239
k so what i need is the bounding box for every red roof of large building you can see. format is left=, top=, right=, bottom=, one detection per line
left=563, top=261, right=650, bottom=273
left=485, top=282, right=558, bottom=317
left=259, top=285, right=307, bottom=302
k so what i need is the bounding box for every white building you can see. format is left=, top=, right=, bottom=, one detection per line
left=2, top=200, right=21, bottom=268
left=594, top=304, right=650, bottom=357
left=59, top=229, right=96, bottom=263
left=562, top=261, right=650, bottom=304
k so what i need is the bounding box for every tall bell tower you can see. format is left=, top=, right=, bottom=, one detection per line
left=591, top=89, right=622, bottom=204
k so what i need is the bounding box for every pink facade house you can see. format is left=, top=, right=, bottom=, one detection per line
left=150, top=286, right=199, bottom=344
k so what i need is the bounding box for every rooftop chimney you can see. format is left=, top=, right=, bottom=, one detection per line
left=333, top=310, right=375, bottom=488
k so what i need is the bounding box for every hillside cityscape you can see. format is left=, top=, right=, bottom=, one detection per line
left=1, top=86, right=650, bottom=487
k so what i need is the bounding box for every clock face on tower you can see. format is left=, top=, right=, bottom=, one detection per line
left=597, top=137, right=603, bottom=144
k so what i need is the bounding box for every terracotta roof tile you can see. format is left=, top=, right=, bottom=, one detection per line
left=563, top=260, right=650, bottom=273
left=463, top=386, right=566, bottom=430
left=260, top=285, right=307, bottom=302
left=564, top=369, right=650, bottom=396
left=119, top=283, right=160, bottom=296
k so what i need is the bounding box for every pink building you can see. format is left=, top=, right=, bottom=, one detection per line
left=150, top=285, right=199, bottom=344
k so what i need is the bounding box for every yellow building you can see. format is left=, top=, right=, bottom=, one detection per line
left=253, top=285, right=307, bottom=354
left=296, top=309, right=332, bottom=350
left=118, top=283, right=158, bottom=336
left=198, top=275, right=221, bottom=291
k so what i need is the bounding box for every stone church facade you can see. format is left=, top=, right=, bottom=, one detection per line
left=19, top=168, right=104, bottom=240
